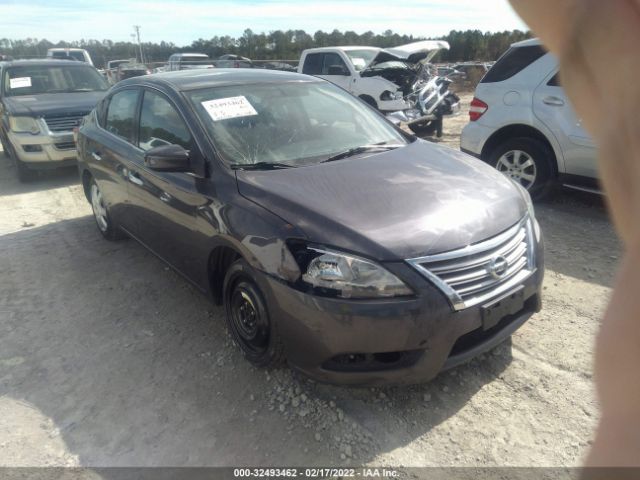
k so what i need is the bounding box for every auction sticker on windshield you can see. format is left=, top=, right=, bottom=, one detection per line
left=201, top=96, right=258, bottom=121
left=9, top=77, right=32, bottom=89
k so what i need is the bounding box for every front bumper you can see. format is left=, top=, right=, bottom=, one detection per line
left=257, top=235, right=544, bottom=386
left=8, top=129, right=78, bottom=166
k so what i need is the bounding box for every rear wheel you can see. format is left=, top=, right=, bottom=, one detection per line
left=223, top=259, right=285, bottom=368
left=488, top=137, right=554, bottom=199
left=90, top=179, right=125, bottom=240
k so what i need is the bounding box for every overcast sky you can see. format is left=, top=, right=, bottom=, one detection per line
left=0, top=0, right=527, bottom=45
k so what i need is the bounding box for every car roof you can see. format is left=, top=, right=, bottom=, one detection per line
left=511, top=38, right=542, bottom=48
left=1, top=59, right=91, bottom=67
left=303, top=46, right=381, bottom=54
left=118, top=68, right=319, bottom=91
left=173, top=53, right=209, bottom=58
left=48, top=47, right=87, bottom=52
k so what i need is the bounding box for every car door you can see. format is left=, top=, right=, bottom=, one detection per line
left=126, top=87, right=211, bottom=286
left=533, top=71, right=598, bottom=179
left=302, top=52, right=353, bottom=92
left=89, top=88, right=141, bottom=230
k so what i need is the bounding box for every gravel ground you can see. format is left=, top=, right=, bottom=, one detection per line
left=0, top=96, right=620, bottom=468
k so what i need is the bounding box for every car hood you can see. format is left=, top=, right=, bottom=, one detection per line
left=3, top=91, right=106, bottom=117
left=365, top=40, right=450, bottom=69
left=236, top=140, right=527, bottom=261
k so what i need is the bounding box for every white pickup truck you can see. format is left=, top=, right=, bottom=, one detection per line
left=297, top=41, right=449, bottom=112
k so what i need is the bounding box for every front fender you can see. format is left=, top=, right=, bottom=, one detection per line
left=201, top=193, right=305, bottom=285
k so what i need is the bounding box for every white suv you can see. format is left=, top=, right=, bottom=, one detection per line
left=460, top=39, right=598, bottom=198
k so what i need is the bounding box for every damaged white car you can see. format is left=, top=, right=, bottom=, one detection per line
left=298, top=40, right=460, bottom=136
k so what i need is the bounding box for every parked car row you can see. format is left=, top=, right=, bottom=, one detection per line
left=0, top=37, right=600, bottom=385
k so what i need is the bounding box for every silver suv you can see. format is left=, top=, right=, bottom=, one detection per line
left=460, top=39, right=598, bottom=198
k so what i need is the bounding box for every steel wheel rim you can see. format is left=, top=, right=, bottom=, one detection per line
left=90, top=184, right=108, bottom=232
left=496, top=150, right=537, bottom=189
left=230, top=286, right=269, bottom=354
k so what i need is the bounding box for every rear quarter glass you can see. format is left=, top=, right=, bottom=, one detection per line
left=481, top=45, right=547, bottom=83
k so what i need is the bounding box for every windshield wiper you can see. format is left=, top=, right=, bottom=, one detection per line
left=321, top=143, right=404, bottom=163
left=230, top=161, right=295, bottom=170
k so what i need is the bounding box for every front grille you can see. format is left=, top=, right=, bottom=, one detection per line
left=54, top=141, right=76, bottom=150
left=407, top=217, right=535, bottom=310
left=44, top=114, right=86, bottom=133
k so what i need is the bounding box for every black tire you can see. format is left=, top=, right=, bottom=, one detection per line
left=408, top=121, right=438, bottom=137
left=1, top=136, right=9, bottom=157
left=89, top=178, right=126, bottom=241
left=487, top=137, right=554, bottom=200
left=223, top=259, right=285, bottom=368
left=15, top=158, right=38, bottom=182
left=5, top=141, right=38, bottom=182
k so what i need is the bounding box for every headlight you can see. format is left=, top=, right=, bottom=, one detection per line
left=9, top=116, right=40, bottom=135
left=380, top=90, right=404, bottom=101
left=511, top=179, right=536, bottom=219
left=299, top=246, right=413, bottom=299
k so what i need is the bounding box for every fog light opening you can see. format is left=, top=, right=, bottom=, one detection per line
left=22, top=144, right=43, bottom=153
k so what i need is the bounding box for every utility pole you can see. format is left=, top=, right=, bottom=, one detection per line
left=133, top=25, right=144, bottom=64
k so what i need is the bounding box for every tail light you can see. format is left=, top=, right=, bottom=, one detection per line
left=469, top=97, right=488, bottom=121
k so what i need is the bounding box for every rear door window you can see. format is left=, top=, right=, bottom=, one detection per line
left=105, top=89, right=140, bottom=144
left=302, top=53, right=323, bottom=75
left=481, top=45, right=547, bottom=83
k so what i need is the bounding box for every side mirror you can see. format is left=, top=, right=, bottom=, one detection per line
left=144, top=144, right=190, bottom=172
left=327, top=65, right=348, bottom=76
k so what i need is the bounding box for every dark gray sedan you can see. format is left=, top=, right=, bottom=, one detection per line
left=76, top=69, right=544, bottom=385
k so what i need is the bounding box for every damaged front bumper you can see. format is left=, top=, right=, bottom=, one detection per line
left=386, top=80, right=461, bottom=126
left=387, top=101, right=461, bottom=126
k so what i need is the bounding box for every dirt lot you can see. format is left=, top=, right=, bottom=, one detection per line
left=0, top=96, right=621, bottom=468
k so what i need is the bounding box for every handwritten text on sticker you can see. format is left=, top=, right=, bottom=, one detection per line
left=201, top=96, right=258, bottom=121
left=10, top=77, right=32, bottom=89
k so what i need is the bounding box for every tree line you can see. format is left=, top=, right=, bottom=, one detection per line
left=0, top=29, right=532, bottom=68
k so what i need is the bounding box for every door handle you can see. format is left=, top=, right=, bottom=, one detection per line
left=543, top=96, right=565, bottom=106
left=91, top=151, right=102, bottom=161
left=127, top=171, right=143, bottom=186
left=159, top=192, right=172, bottom=203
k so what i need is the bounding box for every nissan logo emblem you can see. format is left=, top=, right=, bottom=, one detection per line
left=488, top=256, right=509, bottom=279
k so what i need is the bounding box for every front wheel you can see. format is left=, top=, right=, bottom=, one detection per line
left=488, top=137, right=554, bottom=199
left=5, top=141, right=38, bottom=182
left=15, top=158, right=38, bottom=183
left=223, top=259, right=285, bottom=368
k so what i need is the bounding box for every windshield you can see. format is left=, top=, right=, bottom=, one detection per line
left=189, top=81, right=408, bottom=167
left=50, top=50, right=85, bottom=61
left=344, top=50, right=378, bottom=71
left=109, top=60, right=131, bottom=69
left=181, top=56, right=213, bottom=66
left=4, top=65, right=108, bottom=96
